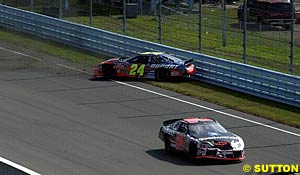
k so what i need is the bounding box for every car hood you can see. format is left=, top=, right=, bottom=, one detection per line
left=196, top=132, right=244, bottom=150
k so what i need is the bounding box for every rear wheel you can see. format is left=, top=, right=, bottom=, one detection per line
left=155, top=69, right=170, bottom=81
left=103, top=65, right=116, bottom=79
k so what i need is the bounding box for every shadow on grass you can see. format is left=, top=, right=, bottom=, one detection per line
left=146, top=149, right=242, bottom=166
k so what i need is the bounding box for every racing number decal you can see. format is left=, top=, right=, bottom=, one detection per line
left=175, top=134, right=184, bottom=150
left=129, top=64, right=145, bottom=76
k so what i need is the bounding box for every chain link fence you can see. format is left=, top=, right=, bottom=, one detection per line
left=1, top=0, right=300, bottom=74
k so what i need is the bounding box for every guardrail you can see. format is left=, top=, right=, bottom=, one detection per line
left=1, top=4, right=300, bottom=107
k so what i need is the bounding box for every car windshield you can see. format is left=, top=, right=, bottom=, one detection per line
left=189, top=121, right=228, bottom=138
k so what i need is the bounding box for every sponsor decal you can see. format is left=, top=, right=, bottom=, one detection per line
left=198, top=136, right=238, bottom=141
left=150, top=64, right=178, bottom=69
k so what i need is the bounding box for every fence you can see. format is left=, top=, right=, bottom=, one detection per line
left=1, top=1, right=299, bottom=75
left=0, top=4, right=300, bottom=107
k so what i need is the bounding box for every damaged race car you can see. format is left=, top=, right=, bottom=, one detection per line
left=159, top=117, right=245, bottom=161
left=93, top=52, right=196, bottom=81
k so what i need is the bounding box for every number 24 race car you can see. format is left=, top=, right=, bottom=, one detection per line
left=93, top=52, right=196, bottom=81
left=159, top=117, right=245, bottom=161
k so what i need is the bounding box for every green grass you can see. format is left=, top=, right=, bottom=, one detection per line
left=0, top=27, right=103, bottom=67
left=0, top=27, right=299, bottom=128
left=147, top=81, right=300, bottom=128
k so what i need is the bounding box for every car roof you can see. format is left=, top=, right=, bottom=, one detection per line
left=139, top=52, right=164, bottom=56
left=183, top=117, right=215, bottom=124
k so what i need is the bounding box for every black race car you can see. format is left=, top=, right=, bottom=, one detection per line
left=93, top=52, right=196, bottom=81
left=159, top=117, right=245, bottom=161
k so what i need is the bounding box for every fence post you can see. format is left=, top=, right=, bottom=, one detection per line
left=221, top=0, right=226, bottom=47
left=123, top=0, right=126, bottom=35
left=243, top=0, right=247, bottom=64
left=59, top=0, right=63, bottom=19
left=198, top=0, right=202, bottom=53
left=158, top=0, right=162, bottom=44
left=290, top=0, right=294, bottom=74
left=89, top=0, right=92, bottom=27
left=64, top=0, right=69, bottom=10
left=139, top=0, right=143, bottom=15
left=30, top=0, right=33, bottom=11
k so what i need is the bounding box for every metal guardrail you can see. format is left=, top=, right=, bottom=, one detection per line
left=0, top=4, right=300, bottom=107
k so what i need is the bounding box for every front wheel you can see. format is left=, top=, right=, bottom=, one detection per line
left=188, top=143, right=198, bottom=161
left=155, top=69, right=170, bottom=81
left=164, top=136, right=172, bottom=152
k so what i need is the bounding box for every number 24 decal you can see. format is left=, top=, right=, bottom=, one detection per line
left=129, top=64, right=145, bottom=76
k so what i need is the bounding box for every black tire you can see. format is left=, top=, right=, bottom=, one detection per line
left=164, top=136, right=172, bottom=152
left=103, top=65, right=116, bottom=79
left=155, top=69, right=170, bottom=81
left=188, top=143, right=197, bottom=161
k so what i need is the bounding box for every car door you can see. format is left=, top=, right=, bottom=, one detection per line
left=175, top=123, right=189, bottom=151
left=127, top=55, right=149, bottom=78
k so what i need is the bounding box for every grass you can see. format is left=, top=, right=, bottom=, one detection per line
left=0, top=27, right=103, bottom=67
left=0, top=27, right=299, bottom=128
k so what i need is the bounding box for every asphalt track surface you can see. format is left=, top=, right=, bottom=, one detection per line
left=0, top=41, right=299, bottom=175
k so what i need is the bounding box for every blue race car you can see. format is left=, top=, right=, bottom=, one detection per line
left=93, top=52, right=196, bottom=81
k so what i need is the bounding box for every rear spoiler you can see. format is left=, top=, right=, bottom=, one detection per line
left=184, top=59, right=194, bottom=65
left=163, top=119, right=181, bottom=126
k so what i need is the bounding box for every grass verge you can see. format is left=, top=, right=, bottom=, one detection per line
left=0, top=27, right=299, bottom=128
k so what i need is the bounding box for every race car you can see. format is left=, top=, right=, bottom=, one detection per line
left=158, top=117, right=245, bottom=161
left=93, top=52, right=196, bottom=81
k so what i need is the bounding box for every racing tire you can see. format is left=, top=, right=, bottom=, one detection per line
left=103, top=65, right=116, bottom=79
left=155, top=69, right=170, bottom=82
left=164, top=136, right=172, bottom=152
left=188, top=143, right=197, bottom=161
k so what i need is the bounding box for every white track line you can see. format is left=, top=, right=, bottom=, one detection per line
left=56, top=63, right=88, bottom=74
left=115, top=81, right=300, bottom=137
left=0, top=46, right=42, bottom=61
left=0, top=157, right=42, bottom=175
